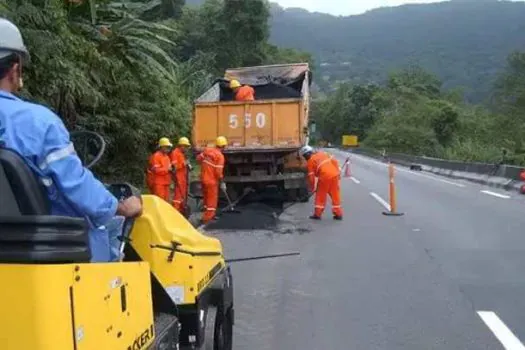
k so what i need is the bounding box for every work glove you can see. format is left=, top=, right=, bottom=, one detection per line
left=220, top=182, right=227, bottom=192
left=185, top=161, right=193, bottom=171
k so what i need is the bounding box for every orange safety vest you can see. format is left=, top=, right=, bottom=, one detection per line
left=147, top=150, right=171, bottom=185
left=306, top=151, right=340, bottom=190
left=235, top=85, right=255, bottom=101
left=196, top=147, right=225, bottom=185
left=170, top=147, right=188, bottom=183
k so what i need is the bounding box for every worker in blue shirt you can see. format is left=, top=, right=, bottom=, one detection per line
left=0, top=18, right=142, bottom=262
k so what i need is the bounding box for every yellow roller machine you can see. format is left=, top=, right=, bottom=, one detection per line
left=0, top=131, right=233, bottom=350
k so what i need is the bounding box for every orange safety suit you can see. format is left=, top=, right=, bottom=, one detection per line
left=234, top=85, right=255, bottom=101
left=170, top=147, right=188, bottom=213
left=307, top=151, right=343, bottom=218
left=146, top=150, right=171, bottom=202
left=196, top=147, right=225, bottom=223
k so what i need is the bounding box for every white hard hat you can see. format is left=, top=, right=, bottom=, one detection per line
left=0, top=18, right=29, bottom=62
left=299, top=145, right=314, bottom=157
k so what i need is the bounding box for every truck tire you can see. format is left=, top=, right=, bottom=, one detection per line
left=298, top=187, right=310, bottom=202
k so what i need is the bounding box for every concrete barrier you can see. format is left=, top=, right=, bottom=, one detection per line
left=346, top=147, right=525, bottom=193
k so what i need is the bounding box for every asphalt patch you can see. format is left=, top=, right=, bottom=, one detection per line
left=206, top=201, right=283, bottom=231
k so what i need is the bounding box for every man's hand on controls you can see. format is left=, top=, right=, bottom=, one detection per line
left=117, top=196, right=143, bottom=217
left=220, top=182, right=227, bottom=192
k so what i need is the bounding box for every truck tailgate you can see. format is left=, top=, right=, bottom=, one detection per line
left=192, top=99, right=305, bottom=150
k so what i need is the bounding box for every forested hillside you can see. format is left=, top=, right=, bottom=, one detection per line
left=189, top=0, right=525, bottom=102
left=0, top=0, right=308, bottom=184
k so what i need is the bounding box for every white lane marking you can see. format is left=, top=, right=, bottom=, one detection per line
left=477, top=311, right=525, bottom=350
left=481, top=190, right=511, bottom=199
left=340, top=152, right=466, bottom=188
left=370, top=192, right=391, bottom=211
left=350, top=177, right=360, bottom=184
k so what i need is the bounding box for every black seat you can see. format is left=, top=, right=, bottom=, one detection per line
left=0, top=147, right=91, bottom=263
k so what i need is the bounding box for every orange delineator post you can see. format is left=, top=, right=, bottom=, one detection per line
left=344, top=157, right=351, bottom=178
left=383, top=162, right=404, bottom=216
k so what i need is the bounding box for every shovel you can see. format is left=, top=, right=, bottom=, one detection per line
left=219, top=186, right=251, bottom=214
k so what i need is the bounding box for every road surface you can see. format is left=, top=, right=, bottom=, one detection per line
left=207, top=149, right=525, bottom=350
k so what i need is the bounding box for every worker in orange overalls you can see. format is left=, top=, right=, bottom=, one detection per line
left=170, top=136, right=192, bottom=213
left=230, top=79, right=255, bottom=101
left=146, top=137, right=173, bottom=202
left=299, top=145, right=343, bottom=221
left=196, top=136, right=227, bottom=224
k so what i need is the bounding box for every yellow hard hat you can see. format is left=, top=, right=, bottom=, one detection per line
left=178, top=137, right=190, bottom=146
left=158, top=137, right=173, bottom=148
left=229, top=79, right=241, bottom=89
left=216, top=136, right=228, bottom=147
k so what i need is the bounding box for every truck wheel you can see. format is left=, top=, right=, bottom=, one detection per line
left=202, top=305, right=232, bottom=350
left=285, top=188, right=298, bottom=202
left=298, top=187, right=310, bottom=202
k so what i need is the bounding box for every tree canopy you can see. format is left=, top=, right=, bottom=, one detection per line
left=0, top=0, right=312, bottom=185
left=313, top=53, right=525, bottom=165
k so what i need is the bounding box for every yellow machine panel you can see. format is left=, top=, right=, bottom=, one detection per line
left=131, top=195, right=226, bottom=304
left=0, top=262, right=154, bottom=350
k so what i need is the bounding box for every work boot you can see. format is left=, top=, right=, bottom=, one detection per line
left=309, top=215, right=321, bottom=220
left=333, top=215, right=343, bottom=221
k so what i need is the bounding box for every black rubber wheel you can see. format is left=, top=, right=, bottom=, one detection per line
left=223, top=307, right=233, bottom=350
left=202, top=305, right=232, bottom=350
left=203, top=306, right=217, bottom=350
left=152, top=313, right=180, bottom=350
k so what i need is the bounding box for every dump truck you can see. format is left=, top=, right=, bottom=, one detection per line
left=192, top=63, right=312, bottom=201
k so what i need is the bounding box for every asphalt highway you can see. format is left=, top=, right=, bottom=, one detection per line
left=208, top=149, right=525, bottom=350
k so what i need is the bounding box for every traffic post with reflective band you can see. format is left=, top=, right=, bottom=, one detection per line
left=383, top=162, right=404, bottom=216
left=343, top=157, right=351, bottom=178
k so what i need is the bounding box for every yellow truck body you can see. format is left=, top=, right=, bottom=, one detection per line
left=192, top=63, right=312, bottom=200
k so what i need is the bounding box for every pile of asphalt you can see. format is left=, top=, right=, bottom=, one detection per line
left=206, top=200, right=283, bottom=231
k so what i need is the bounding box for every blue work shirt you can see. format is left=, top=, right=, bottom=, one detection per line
left=0, top=90, right=118, bottom=262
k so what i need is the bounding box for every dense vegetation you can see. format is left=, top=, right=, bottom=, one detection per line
left=0, top=0, right=311, bottom=185
left=3, top=0, right=525, bottom=180
left=269, top=0, right=525, bottom=102
left=313, top=54, right=525, bottom=165
left=180, top=0, right=525, bottom=103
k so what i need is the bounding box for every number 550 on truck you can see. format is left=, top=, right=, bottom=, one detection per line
left=191, top=63, right=312, bottom=202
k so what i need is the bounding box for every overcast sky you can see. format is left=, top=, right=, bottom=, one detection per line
left=273, top=0, right=522, bottom=16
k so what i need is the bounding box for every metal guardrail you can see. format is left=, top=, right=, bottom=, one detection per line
left=347, top=147, right=525, bottom=181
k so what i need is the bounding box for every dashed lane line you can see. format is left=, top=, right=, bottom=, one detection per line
left=478, top=311, right=525, bottom=350
left=481, top=190, right=511, bottom=199
left=333, top=151, right=467, bottom=188
left=370, top=192, right=391, bottom=211
left=350, top=177, right=360, bottom=184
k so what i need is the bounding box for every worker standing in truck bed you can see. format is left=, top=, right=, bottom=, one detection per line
left=300, top=145, right=343, bottom=221
left=230, top=79, right=255, bottom=101
left=196, top=136, right=227, bottom=224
